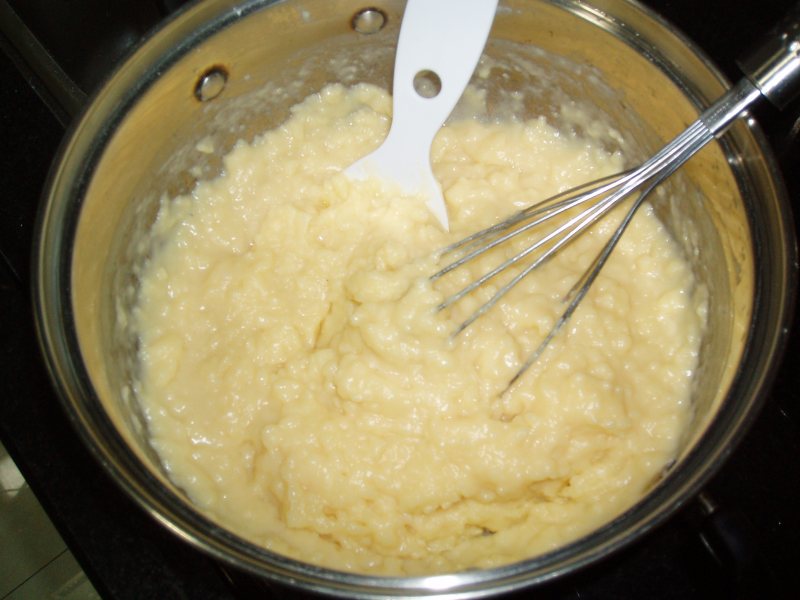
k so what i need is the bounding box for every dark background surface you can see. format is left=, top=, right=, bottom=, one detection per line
left=1, top=0, right=798, bottom=598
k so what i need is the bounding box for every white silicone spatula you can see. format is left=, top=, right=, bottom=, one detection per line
left=346, top=0, right=499, bottom=231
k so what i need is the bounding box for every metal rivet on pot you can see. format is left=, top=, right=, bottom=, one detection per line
left=195, top=66, right=228, bottom=102
left=352, top=8, right=386, bottom=34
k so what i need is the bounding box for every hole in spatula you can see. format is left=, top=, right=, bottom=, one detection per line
left=413, top=70, right=442, bottom=98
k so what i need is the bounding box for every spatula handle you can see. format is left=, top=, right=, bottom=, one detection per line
left=389, top=0, right=498, bottom=146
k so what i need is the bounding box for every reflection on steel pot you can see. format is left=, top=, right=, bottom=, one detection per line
left=33, top=0, right=796, bottom=597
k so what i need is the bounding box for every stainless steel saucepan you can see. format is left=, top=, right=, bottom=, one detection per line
left=32, top=0, right=797, bottom=597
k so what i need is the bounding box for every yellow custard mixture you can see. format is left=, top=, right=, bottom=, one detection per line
left=133, top=83, right=705, bottom=575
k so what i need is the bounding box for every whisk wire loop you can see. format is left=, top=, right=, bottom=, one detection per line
left=433, top=78, right=766, bottom=388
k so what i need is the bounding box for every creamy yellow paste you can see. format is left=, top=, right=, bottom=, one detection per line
left=133, top=83, right=704, bottom=575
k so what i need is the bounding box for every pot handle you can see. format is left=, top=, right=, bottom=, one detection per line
left=0, top=0, right=185, bottom=127
left=0, top=0, right=86, bottom=125
left=695, top=491, right=783, bottom=599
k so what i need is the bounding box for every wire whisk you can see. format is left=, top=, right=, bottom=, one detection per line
left=432, top=27, right=799, bottom=387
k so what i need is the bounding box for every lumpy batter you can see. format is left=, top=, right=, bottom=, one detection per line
left=133, top=83, right=704, bottom=574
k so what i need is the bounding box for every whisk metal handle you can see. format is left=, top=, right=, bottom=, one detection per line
left=700, top=3, right=800, bottom=140
left=738, top=2, right=800, bottom=110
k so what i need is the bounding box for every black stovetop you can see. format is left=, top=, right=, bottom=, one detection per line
left=1, top=1, right=798, bottom=598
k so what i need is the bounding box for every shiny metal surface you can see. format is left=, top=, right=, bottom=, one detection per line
left=738, top=2, right=800, bottom=109
left=32, top=0, right=796, bottom=597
